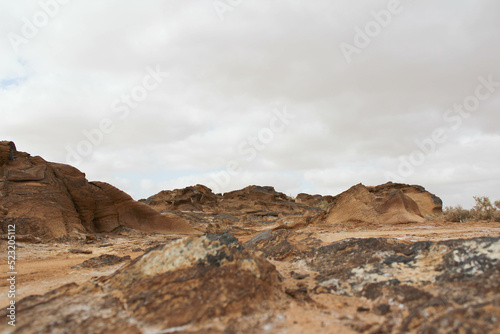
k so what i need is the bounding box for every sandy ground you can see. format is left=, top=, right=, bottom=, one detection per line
left=1, top=220, right=499, bottom=332
left=0, top=232, right=184, bottom=309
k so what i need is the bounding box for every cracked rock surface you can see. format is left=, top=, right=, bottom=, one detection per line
left=0, top=233, right=284, bottom=334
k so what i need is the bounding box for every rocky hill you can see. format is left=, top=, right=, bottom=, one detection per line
left=0, top=141, right=197, bottom=241
left=142, top=182, right=443, bottom=234
left=1, top=140, right=444, bottom=241
left=142, top=184, right=328, bottom=233
left=315, top=182, right=443, bottom=228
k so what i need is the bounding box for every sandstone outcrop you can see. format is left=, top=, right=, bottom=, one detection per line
left=143, top=184, right=218, bottom=212
left=143, top=185, right=322, bottom=234
left=319, top=182, right=442, bottom=227
left=0, top=233, right=284, bottom=334
left=144, top=182, right=442, bottom=234
left=0, top=141, right=197, bottom=240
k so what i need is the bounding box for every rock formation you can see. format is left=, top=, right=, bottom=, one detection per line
left=144, top=184, right=218, bottom=212
left=3, top=138, right=500, bottom=334
left=0, top=141, right=197, bottom=240
left=2, top=230, right=499, bottom=333
left=143, top=182, right=442, bottom=233
left=318, top=182, right=442, bottom=227
left=308, top=236, right=500, bottom=333
left=143, top=185, right=324, bottom=234
left=0, top=233, right=284, bottom=333
left=246, top=229, right=500, bottom=333
left=295, top=193, right=335, bottom=208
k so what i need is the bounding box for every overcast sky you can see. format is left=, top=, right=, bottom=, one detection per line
left=1, top=0, right=499, bottom=208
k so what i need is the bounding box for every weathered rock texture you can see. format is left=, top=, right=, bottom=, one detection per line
left=0, top=233, right=284, bottom=334
left=246, top=229, right=322, bottom=261
left=71, top=254, right=131, bottom=269
left=143, top=185, right=326, bottom=234
left=318, top=182, right=442, bottom=227
left=309, top=237, right=500, bottom=333
left=144, top=182, right=442, bottom=234
left=0, top=141, right=197, bottom=240
left=247, top=230, right=500, bottom=333
left=3, top=228, right=499, bottom=333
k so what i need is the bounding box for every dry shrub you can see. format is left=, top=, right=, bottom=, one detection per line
left=443, top=205, right=472, bottom=222
left=471, top=196, right=497, bottom=221
left=444, top=196, right=500, bottom=222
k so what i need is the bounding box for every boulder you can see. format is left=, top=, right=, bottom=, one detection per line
left=0, top=233, right=284, bottom=333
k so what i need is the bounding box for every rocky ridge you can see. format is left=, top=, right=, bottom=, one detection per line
left=0, top=141, right=197, bottom=241
left=2, top=140, right=500, bottom=333
left=142, top=182, right=442, bottom=235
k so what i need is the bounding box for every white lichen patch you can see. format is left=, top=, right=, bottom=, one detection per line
left=136, top=236, right=223, bottom=276
left=462, top=239, right=500, bottom=262
left=318, top=239, right=500, bottom=297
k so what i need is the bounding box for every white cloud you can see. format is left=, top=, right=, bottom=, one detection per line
left=1, top=0, right=499, bottom=208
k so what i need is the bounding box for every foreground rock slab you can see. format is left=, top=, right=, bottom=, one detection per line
left=249, top=230, right=500, bottom=333
left=1, top=225, right=499, bottom=333
left=0, top=233, right=284, bottom=334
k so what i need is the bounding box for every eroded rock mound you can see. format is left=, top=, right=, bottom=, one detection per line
left=367, top=182, right=443, bottom=217
left=0, top=233, right=285, bottom=333
left=0, top=141, right=197, bottom=240
left=145, top=182, right=442, bottom=234
left=222, top=185, right=289, bottom=203
left=144, top=185, right=325, bottom=234
left=295, top=193, right=335, bottom=209
left=143, top=184, right=218, bottom=212
left=319, top=182, right=442, bottom=226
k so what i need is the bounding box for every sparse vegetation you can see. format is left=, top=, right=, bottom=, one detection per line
left=442, top=205, right=472, bottom=222
left=443, top=196, right=500, bottom=222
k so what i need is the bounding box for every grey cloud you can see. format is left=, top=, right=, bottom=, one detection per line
left=1, top=0, right=499, bottom=207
